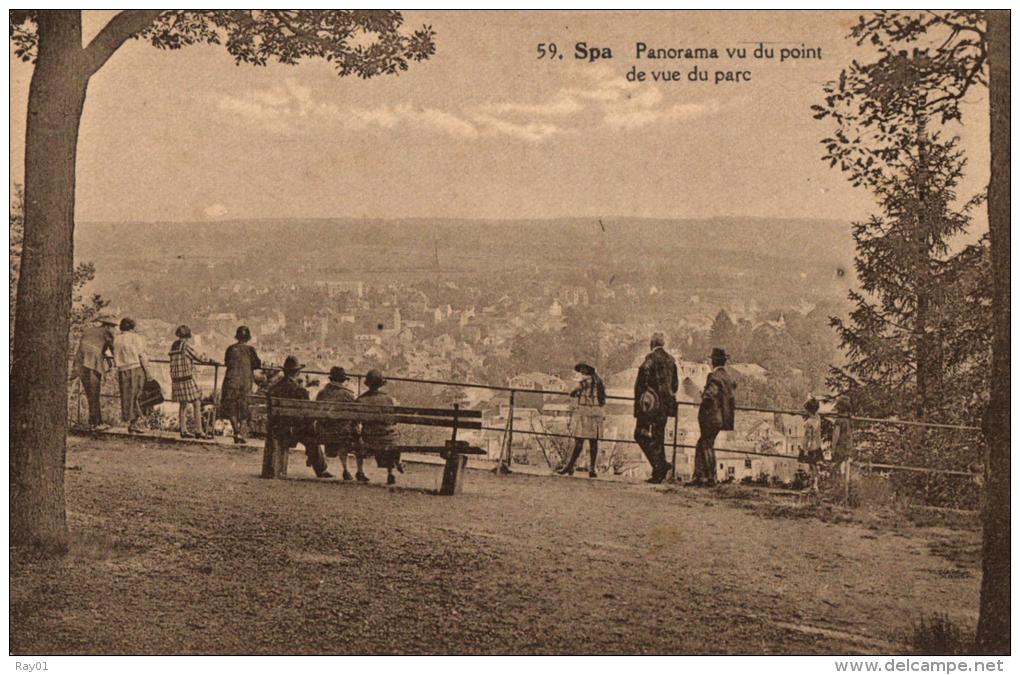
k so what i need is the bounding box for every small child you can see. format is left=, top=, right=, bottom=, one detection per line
left=799, top=397, right=823, bottom=493
left=169, top=324, right=214, bottom=439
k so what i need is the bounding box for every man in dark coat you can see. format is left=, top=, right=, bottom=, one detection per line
left=267, top=355, right=332, bottom=478
left=633, top=332, right=679, bottom=483
left=693, top=347, right=736, bottom=486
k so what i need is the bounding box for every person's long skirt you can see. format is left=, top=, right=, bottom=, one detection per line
left=219, top=382, right=252, bottom=421
left=118, top=366, right=145, bottom=422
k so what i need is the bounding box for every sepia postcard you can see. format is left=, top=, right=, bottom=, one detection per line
left=7, top=8, right=1011, bottom=667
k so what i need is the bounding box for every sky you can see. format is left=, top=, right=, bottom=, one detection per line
left=9, top=10, right=991, bottom=224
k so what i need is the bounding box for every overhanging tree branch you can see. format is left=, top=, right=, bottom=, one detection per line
left=82, top=10, right=165, bottom=76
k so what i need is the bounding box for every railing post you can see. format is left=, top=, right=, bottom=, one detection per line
left=440, top=402, right=466, bottom=495
left=670, top=412, right=679, bottom=483
left=506, top=389, right=515, bottom=467
left=844, top=457, right=852, bottom=507
left=211, top=363, right=220, bottom=435
left=495, top=389, right=515, bottom=475
left=76, top=377, right=83, bottom=428
left=451, top=402, right=460, bottom=442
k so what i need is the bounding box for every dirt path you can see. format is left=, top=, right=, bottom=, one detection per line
left=10, top=436, right=981, bottom=655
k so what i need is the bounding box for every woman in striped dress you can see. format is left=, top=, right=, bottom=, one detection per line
left=169, top=324, right=213, bottom=439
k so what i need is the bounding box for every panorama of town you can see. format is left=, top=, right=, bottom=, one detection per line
left=77, top=218, right=848, bottom=485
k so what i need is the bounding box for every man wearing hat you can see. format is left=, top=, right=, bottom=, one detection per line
left=633, top=332, right=679, bottom=483
left=357, top=369, right=401, bottom=485
left=74, top=313, right=118, bottom=430
left=692, top=347, right=737, bottom=486
left=316, top=366, right=365, bottom=482
left=267, top=355, right=332, bottom=478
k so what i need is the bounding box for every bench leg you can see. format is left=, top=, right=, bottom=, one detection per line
left=274, top=439, right=289, bottom=478
left=261, top=436, right=277, bottom=478
left=261, top=435, right=289, bottom=479
left=440, top=453, right=468, bottom=496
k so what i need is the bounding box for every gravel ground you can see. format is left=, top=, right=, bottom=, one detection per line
left=10, top=436, right=981, bottom=655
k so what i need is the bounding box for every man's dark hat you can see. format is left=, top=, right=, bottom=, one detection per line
left=235, top=325, right=251, bottom=341
left=283, top=355, right=304, bottom=373
left=365, top=368, right=386, bottom=389
left=804, top=397, right=820, bottom=414
left=711, top=347, right=728, bottom=362
left=574, top=362, right=595, bottom=375
left=329, top=366, right=349, bottom=383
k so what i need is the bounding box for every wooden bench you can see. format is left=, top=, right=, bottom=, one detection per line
left=258, top=395, right=484, bottom=495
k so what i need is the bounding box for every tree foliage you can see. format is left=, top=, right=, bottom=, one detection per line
left=10, top=10, right=435, bottom=78
left=825, top=133, right=989, bottom=424
left=816, top=11, right=990, bottom=426
left=813, top=11, right=986, bottom=187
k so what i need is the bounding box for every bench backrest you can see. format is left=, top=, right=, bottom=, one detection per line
left=262, top=396, right=483, bottom=431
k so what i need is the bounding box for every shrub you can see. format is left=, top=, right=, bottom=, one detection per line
left=911, top=613, right=973, bottom=655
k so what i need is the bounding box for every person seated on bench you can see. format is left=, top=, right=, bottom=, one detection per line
left=268, top=355, right=332, bottom=479
left=357, top=369, right=401, bottom=486
left=316, top=366, right=366, bottom=483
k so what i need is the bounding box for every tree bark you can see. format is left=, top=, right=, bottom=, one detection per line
left=10, top=11, right=90, bottom=551
left=976, top=9, right=1010, bottom=656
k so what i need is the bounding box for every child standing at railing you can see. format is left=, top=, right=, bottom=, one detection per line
left=169, top=324, right=215, bottom=439
left=800, top=397, right=823, bottom=493
left=558, top=362, right=606, bottom=478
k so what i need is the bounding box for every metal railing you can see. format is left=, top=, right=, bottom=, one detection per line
left=72, top=358, right=984, bottom=482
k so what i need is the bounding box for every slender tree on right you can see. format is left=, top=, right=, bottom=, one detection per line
left=824, top=128, right=988, bottom=425
left=816, top=10, right=1008, bottom=652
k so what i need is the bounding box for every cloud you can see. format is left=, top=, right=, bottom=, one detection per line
left=471, top=114, right=561, bottom=143
left=216, top=66, right=718, bottom=144
left=204, top=203, right=228, bottom=219
left=217, top=78, right=340, bottom=134
left=483, top=64, right=722, bottom=132
left=346, top=104, right=480, bottom=139
left=603, top=100, right=721, bottom=130
left=483, top=93, right=583, bottom=117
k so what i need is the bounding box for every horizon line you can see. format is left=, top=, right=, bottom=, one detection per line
left=77, top=214, right=850, bottom=227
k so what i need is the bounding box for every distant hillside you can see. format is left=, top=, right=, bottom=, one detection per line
left=75, top=217, right=854, bottom=271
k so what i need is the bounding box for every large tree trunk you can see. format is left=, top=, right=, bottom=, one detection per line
left=10, top=11, right=89, bottom=551
left=976, top=9, right=1010, bottom=656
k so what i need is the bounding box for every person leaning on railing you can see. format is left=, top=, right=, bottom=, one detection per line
left=113, top=317, right=151, bottom=434
left=73, top=312, right=118, bottom=431
left=219, top=325, right=262, bottom=445
left=799, top=397, right=823, bottom=494
left=633, top=332, right=679, bottom=484
left=169, top=324, right=216, bottom=439
left=692, top=347, right=736, bottom=487
left=830, top=395, right=853, bottom=484
left=558, top=362, right=606, bottom=478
